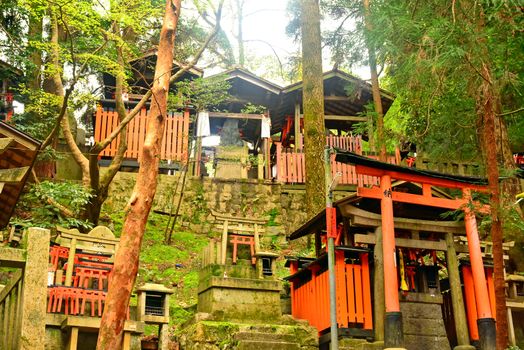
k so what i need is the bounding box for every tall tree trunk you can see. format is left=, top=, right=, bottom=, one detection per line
left=235, top=0, right=245, bottom=67
left=27, top=14, right=43, bottom=90
left=479, top=63, right=508, bottom=350
left=363, top=0, right=386, bottom=161
left=300, top=0, right=326, bottom=217
left=85, top=22, right=129, bottom=225
left=96, top=0, right=181, bottom=348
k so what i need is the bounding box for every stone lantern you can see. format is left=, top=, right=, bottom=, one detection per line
left=136, top=283, right=174, bottom=350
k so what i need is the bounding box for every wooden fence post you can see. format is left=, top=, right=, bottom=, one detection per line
left=19, top=227, right=50, bottom=350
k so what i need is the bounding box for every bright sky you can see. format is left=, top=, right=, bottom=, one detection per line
left=194, top=0, right=371, bottom=85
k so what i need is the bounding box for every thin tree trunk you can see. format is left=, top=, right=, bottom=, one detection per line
left=363, top=0, right=386, bottom=161
left=236, top=0, right=245, bottom=66
left=300, top=0, right=326, bottom=217
left=27, top=14, right=42, bottom=90
left=479, top=63, right=507, bottom=350
left=96, top=1, right=181, bottom=348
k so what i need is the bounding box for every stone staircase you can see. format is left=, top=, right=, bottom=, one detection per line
left=177, top=316, right=318, bottom=350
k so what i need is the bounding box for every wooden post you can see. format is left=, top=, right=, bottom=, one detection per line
left=445, top=232, right=475, bottom=350
left=294, top=102, right=302, bottom=151
left=373, top=226, right=385, bottom=342
left=221, top=220, right=229, bottom=265
left=122, top=332, right=131, bottom=350
left=67, top=327, right=79, bottom=350
left=275, top=142, right=283, bottom=182
left=507, top=308, right=516, bottom=346
left=462, top=190, right=496, bottom=349
left=264, top=138, right=271, bottom=179
left=20, top=227, right=50, bottom=350
left=380, top=174, right=405, bottom=349
left=257, top=154, right=264, bottom=180
left=64, top=237, right=77, bottom=287
left=254, top=224, right=260, bottom=253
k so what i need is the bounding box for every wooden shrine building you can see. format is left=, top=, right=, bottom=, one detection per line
left=286, top=150, right=501, bottom=350
left=0, top=121, right=40, bottom=229
left=93, top=63, right=400, bottom=183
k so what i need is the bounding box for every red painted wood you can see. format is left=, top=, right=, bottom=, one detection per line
left=361, top=253, right=373, bottom=330
left=462, top=265, right=479, bottom=341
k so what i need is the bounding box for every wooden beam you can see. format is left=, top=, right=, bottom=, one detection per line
left=294, top=102, right=302, bottom=150
left=0, top=247, right=26, bottom=268
left=340, top=204, right=465, bottom=233
left=0, top=137, right=13, bottom=154
left=208, top=112, right=264, bottom=120
left=324, top=95, right=351, bottom=101
left=0, top=182, right=4, bottom=194
left=354, top=164, right=489, bottom=191
left=354, top=233, right=448, bottom=250
left=0, top=128, right=39, bottom=150
left=299, top=114, right=367, bottom=122
left=325, top=115, right=367, bottom=122
left=357, top=186, right=466, bottom=210
left=0, top=166, right=30, bottom=184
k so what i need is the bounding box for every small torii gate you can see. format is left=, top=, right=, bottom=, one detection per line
left=335, top=151, right=495, bottom=350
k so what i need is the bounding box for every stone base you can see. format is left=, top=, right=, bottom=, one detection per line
left=401, top=300, right=451, bottom=350
left=177, top=318, right=318, bottom=350
left=198, top=269, right=282, bottom=322
left=453, top=346, right=475, bottom=350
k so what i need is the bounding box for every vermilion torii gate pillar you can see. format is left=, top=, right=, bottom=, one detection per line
left=335, top=151, right=496, bottom=350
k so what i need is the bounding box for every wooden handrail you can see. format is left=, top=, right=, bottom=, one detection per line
left=0, top=270, right=22, bottom=303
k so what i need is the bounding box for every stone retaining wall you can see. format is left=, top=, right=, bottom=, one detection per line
left=103, top=172, right=355, bottom=236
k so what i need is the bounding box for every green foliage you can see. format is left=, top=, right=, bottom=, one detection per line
left=13, top=181, right=93, bottom=229
left=265, top=208, right=279, bottom=227
left=169, top=76, right=231, bottom=112
left=108, top=211, right=208, bottom=328
left=240, top=103, right=266, bottom=114
left=183, top=183, right=209, bottom=224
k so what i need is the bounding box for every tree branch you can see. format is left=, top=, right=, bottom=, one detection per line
left=95, top=0, right=225, bottom=151
left=497, top=107, right=524, bottom=117
left=31, top=169, right=75, bottom=218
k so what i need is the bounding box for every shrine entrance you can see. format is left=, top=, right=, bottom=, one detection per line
left=335, top=151, right=495, bottom=350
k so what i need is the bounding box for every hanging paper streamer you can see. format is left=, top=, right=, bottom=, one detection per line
left=196, top=111, right=210, bottom=137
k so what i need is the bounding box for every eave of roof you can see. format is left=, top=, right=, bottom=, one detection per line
left=129, top=51, right=204, bottom=77
left=0, top=60, right=23, bottom=77
left=281, top=69, right=395, bottom=101
left=334, top=150, right=488, bottom=185
left=0, top=121, right=41, bottom=148
left=206, top=67, right=282, bottom=95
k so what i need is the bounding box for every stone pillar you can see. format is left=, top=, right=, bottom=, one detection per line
left=19, top=227, right=50, bottom=350
left=159, top=324, right=169, bottom=350
left=445, top=232, right=474, bottom=350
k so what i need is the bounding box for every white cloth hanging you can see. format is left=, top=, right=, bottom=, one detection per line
left=196, top=111, right=210, bottom=137
left=261, top=115, right=271, bottom=138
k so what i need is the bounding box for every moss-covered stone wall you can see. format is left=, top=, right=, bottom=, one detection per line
left=103, top=172, right=354, bottom=236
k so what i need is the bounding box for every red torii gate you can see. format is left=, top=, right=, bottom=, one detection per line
left=335, top=151, right=495, bottom=350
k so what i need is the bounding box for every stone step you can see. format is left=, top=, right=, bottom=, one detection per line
left=237, top=340, right=301, bottom=350
left=234, top=331, right=297, bottom=343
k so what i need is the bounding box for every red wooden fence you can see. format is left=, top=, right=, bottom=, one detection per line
left=275, top=136, right=397, bottom=186
left=94, top=107, right=190, bottom=162
left=289, top=251, right=373, bottom=333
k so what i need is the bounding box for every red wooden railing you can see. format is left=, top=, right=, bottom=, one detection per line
left=94, top=106, right=190, bottom=161
left=275, top=136, right=397, bottom=185
left=288, top=251, right=373, bottom=333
